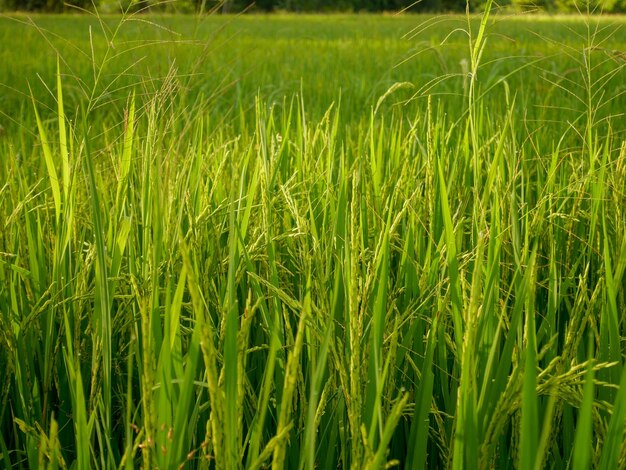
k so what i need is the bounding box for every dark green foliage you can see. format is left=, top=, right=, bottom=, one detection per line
left=2, top=0, right=625, bottom=13
left=1, top=0, right=94, bottom=11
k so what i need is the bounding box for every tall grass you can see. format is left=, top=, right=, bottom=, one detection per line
left=0, top=7, right=625, bottom=469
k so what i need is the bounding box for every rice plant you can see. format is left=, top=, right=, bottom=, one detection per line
left=0, top=6, right=625, bottom=469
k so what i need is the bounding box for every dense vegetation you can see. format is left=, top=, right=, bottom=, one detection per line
left=1, top=9, right=626, bottom=469
left=3, top=0, right=626, bottom=14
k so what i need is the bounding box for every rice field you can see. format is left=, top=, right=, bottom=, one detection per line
left=1, top=8, right=626, bottom=469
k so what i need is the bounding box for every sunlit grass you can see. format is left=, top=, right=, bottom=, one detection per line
left=0, top=9, right=625, bottom=469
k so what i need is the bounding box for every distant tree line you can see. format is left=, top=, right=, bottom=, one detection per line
left=233, top=0, right=626, bottom=13
left=0, top=0, right=623, bottom=15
